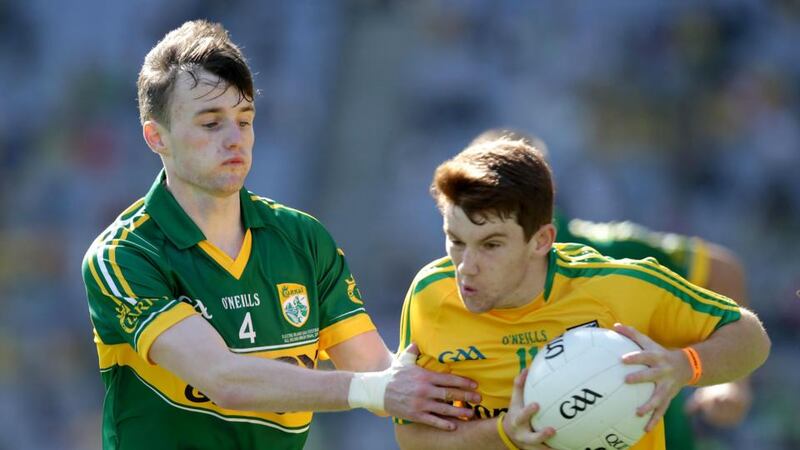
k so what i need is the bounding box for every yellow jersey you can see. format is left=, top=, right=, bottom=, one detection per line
left=397, top=243, right=741, bottom=450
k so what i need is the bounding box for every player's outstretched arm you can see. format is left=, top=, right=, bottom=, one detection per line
left=395, top=370, right=554, bottom=450
left=150, top=316, right=479, bottom=429
left=150, top=315, right=353, bottom=411
left=615, top=311, right=769, bottom=432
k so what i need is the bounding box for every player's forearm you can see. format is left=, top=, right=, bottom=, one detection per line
left=395, top=420, right=506, bottom=450
left=151, top=316, right=355, bottom=412
left=202, top=352, right=353, bottom=411
left=682, top=308, right=769, bottom=386
left=326, top=330, right=394, bottom=372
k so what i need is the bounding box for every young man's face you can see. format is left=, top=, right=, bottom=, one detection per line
left=155, top=69, right=255, bottom=197
left=442, top=202, right=542, bottom=313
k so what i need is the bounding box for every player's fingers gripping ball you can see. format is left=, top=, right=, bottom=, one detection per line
left=523, top=327, right=655, bottom=450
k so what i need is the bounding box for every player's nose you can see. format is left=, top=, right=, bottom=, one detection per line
left=222, top=120, right=245, bottom=149
left=457, top=249, right=479, bottom=277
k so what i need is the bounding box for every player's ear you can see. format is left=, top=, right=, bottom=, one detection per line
left=143, top=120, right=169, bottom=156
left=531, top=223, right=556, bottom=255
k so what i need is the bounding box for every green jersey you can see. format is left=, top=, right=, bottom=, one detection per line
left=554, top=211, right=710, bottom=287
left=82, top=171, right=375, bottom=450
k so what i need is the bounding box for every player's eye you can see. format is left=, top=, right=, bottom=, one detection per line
left=239, top=121, right=252, bottom=127
left=202, top=122, right=219, bottom=129
left=483, top=241, right=501, bottom=250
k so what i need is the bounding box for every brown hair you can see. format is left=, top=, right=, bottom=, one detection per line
left=137, top=20, right=254, bottom=127
left=431, top=137, right=554, bottom=241
left=469, top=128, right=550, bottom=159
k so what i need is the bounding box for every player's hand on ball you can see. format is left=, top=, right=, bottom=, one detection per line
left=685, top=380, right=752, bottom=427
left=503, top=369, right=555, bottom=449
left=383, top=343, right=481, bottom=431
left=613, top=323, right=691, bottom=433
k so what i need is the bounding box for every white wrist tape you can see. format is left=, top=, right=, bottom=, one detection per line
left=348, top=371, right=390, bottom=412
left=348, top=346, right=419, bottom=412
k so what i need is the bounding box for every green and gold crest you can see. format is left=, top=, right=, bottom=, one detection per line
left=277, top=283, right=310, bottom=327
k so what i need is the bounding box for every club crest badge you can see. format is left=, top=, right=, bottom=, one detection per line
left=277, top=283, right=310, bottom=327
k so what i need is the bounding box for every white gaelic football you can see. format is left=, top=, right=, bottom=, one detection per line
left=523, top=327, right=654, bottom=450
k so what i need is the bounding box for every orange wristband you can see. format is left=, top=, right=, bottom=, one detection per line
left=682, top=347, right=702, bottom=385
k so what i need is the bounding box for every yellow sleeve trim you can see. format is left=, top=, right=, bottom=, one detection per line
left=318, top=313, right=376, bottom=351
left=687, top=238, right=710, bottom=288
left=137, top=302, right=198, bottom=364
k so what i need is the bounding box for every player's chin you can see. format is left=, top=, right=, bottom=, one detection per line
left=463, top=298, right=493, bottom=314
left=211, top=178, right=246, bottom=196
left=218, top=169, right=248, bottom=187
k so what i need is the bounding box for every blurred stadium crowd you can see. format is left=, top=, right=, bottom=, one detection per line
left=0, top=1, right=798, bottom=449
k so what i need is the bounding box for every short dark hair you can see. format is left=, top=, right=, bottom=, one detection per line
left=431, top=138, right=554, bottom=241
left=137, top=20, right=255, bottom=127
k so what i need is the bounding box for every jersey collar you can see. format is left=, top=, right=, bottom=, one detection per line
left=144, top=170, right=266, bottom=250
left=542, top=246, right=558, bottom=302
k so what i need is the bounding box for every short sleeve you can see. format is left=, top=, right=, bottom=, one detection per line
left=630, top=259, right=741, bottom=348
left=82, top=240, right=196, bottom=363
left=311, top=225, right=376, bottom=351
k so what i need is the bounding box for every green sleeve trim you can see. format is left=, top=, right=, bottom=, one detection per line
left=623, top=258, right=738, bottom=310
left=434, top=259, right=453, bottom=269
left=713, top=309, right=742, bottom=330
left=399, top=292, right=413, bottom=351
left=413, top=270, right=455, bottom=295
left=400, top=267, right=455, bottom=350
left=552, top=262, right=739, bottom=320
left=543, top=247, right=558, bottom=301
left=554, top=247, right=738, bottom=310
left=402, top=269, right=455, bottom=348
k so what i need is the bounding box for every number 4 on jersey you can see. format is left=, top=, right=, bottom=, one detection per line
left=239, top=311, right=257, bottom=343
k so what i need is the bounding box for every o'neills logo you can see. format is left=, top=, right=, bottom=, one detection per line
left=277, top=283, right=310, bottom=327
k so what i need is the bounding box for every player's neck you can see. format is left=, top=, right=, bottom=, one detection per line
left=500, top=256, right=549, bottom=309
left=166, top=178, right=245, bottom=258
